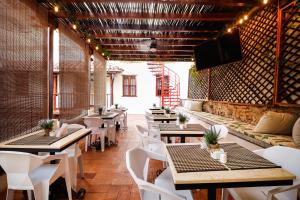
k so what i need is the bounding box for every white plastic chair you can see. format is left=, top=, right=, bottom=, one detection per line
left=211, top=124, right=229, bottom=139
left=63, top=124, right=85, bottom=191
left=84, top=117, right=107, bottom=152
left=222, top=146, right=300, bottom=200
left=126, top=147, right=193, bottom=200
left=0, top=151, right=72, bottom=200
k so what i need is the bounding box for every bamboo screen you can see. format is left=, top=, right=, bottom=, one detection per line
left=0, top=0, right=48, bottom=142
left=188, top=67, right=209, bottom=99
left=277, top=4, right=300, bottom=105
left=93, top=52, right=107, bottom=108
left=189, top=5, right=278, bottom=105
left=59, top=24, right=89, bottom=120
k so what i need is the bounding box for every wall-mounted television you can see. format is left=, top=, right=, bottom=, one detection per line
left=194, top=30, right=242, bottom=70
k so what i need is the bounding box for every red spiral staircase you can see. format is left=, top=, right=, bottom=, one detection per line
left=148, top=63, right=180, bottom=108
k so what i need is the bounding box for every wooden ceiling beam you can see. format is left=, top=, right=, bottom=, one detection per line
left=54, top=12, right=236, bottom=22
left=107, top=48, right=194, bottom=52
left=104, top=46, right=194, bottom=51
left=60, top=0, right=254, bottom=7
left=110, top=52, right=193, bottom=56
left=100, top=40, right=201, bottom=46
left=84, top=25, right=219, bottom=33
left=95, top=33, right=209, bottom=40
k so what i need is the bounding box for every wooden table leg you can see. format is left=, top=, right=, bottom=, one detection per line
left=207, top=187, right=216, bottom=200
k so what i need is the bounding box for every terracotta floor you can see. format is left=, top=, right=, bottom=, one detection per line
left=2, top=114, right=230, bottom=200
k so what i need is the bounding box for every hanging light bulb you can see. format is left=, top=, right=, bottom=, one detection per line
left=87, top=38, right=91, bottom=43
left=95, top=46, right=99, bottom=50
left=263, top=0, right=268, bottom=4
left=72, top=24, right=77, bottom=30
left=107, top=57, right=110, bottom=60
left=102, top=52, right=105, bottom=56
left=54, top=5, right=59, bottom=13
left=239, top=19, right=243, bottom=24
left=244, top=15, right=248, bottom=20
left=227, top=28, right=232, bottom=33
left=191, top=58, right=194, bottom=61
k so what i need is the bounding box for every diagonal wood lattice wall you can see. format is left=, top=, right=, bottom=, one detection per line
left=188, top=3, right=300, bottom=107
left=0, top=0, right=48, bottom=142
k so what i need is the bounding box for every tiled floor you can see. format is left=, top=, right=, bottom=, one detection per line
left=1, top=114, right=240, bottom=200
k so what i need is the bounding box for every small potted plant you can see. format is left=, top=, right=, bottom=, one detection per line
left=204, top=127, right=220, bottom=150
left=165, top=107, right=171, bottom=118
left=178, top=113, right=189, bottom=129
left=115, top=104, right=118, bottom=109
left=153, top=103, right=156, bottom=107
left=40, top=119, right=54, bottom=136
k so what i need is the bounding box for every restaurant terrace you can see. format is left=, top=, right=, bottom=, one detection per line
left=0, top=0, right=299, bottom=200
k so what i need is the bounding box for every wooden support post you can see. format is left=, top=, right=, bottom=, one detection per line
left=48, top=16, right=55, bottom=119
left=110, top=74, right=114, bottom=106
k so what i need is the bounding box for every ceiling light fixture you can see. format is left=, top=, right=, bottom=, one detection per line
left=239, top=19, right=243, bottom=24
left=227, top=28, right=232, bottom=33
left=263, top=0, right=268, bottom=4
left=244, top=15, right=248, bottom=20
left=54, top=5, right=59, bottom=13
left=87, top=38, right=91, bottom=43
left=95, top=46, right=99, bottom=50
left=72, top=24, right=77, bottom=30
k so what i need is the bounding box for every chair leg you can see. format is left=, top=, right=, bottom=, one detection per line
left=64, top=162, right=73, bottom=200
left=6, top=189, right=14, bottom=200
left=221, top=188, right=229, bottom=200
left=27, top=190, right=32, bottom=200
left=78, top=155, right=84, bottom=178
left=100, top=133, right=105, bottom=152
left=85, top=136, right=89, bottom=152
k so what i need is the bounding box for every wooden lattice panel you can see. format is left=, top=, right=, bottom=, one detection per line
left=277, top=4, right=300, bottom=105
left=59, top=24, right=89, bottom=120
left=0, top=0, right=48, bottom=142
left=209, top=5, right=277, bottom=104
left=188, top=68, right=209, bottom=99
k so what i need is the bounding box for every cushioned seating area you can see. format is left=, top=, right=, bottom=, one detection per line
left=175, top=106, right=298, bottom=148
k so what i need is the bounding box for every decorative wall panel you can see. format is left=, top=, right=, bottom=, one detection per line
left=93, top=52, right=107, bottom=108
left=188, top=67, right=209, bottom=99
left=277, top=4, right=300, bottom=105
left=0, top=0, right=48, bottom=142
left=59, top=24, right=89, bottom=120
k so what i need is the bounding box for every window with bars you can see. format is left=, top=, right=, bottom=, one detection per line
left=123, top=75, right=137, bottom=97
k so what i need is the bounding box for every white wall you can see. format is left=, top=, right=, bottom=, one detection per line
left=106, top=61, right=193, bottom=114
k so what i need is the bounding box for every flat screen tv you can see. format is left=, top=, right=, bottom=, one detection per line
left=194, top=39, right=222, bottom=70
left=194, top=30, right=242, bottom=70
left=219, top=30, right=242, bottom=64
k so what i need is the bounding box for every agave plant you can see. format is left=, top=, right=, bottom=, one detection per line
left=178, top=113, right=189, bottom=124
left=39, top=119, right=54, bottom=130
left=204, top=127, right=220, bottom=146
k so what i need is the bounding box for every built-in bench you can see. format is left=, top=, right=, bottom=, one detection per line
left=175, top=100, right=300, bottom=149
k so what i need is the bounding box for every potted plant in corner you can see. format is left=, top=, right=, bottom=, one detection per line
left=40, top=119, right=54, bottom=136
left=165, top=107, right=171, bottom=118
left=204, top=127, right=220, bottom=150
left=178, top=113, right=189, bottom=129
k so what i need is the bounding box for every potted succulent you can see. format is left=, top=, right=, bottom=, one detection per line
left=40, top=119, right=54, bottom=136
left=153, top=103, right=156, bottom=107
left=204, top=127, right=220, bottom=150
left=178, top=113, right=189, bottom=129
left=115, top=104, right=118, bottom=109
left=165, top=107, right=171, bottom=118
left=161, top=106, right=165, bottom=110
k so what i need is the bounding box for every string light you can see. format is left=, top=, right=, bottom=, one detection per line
left=227, top=28, right=232, bottom=33
left=72, top=24, right=77, bottom=30
left=244, top=15, right=248, bottom=20
left=239, top=19, right=243, bottom=24
left=54, top=5, right=59, bottom=13
left=107, top=57, right=110, bottom=60
left=263, top=0, right=268, bottom=4
left=87, top=38, right=91, bottom=43
left=102, top=52, right=105, bottom=56
left=95, top=46, right=99, bottom=50
left=191, top=58, right=194, bottom=61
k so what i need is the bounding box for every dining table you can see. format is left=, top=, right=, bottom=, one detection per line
left=165, top=143, right=295, bottom=200
left=151, top=110, right=176, bottom=115
left=149, top=107, right=162, bottom=110
left=152, top=114, right=178, bottom=123
left=159, top=123, right=206, bottom=143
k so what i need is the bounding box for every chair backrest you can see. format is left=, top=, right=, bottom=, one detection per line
left=84, top=117, right=103, bottom=128
left=126, top=147, right=149, bottom=183
left=136, top=125, right=148, bottom=135
left=258, top=146, right=300, bottom=199
left=0, top=151, right=44, bottom=188
left=211, top=124, right=228, bottom=139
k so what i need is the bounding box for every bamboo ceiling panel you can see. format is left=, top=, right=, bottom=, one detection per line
left=59, top=24, right=89, bottom=120
left=277, top=4, right=300, bottom=105
left=0, top=0, right=48, bottom=142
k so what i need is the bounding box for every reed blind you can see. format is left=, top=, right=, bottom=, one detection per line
left=59, top=23, right=89, bottom=120
left=93, top=52, right=107, bottom=108
left=0, top=0, right=48, bottom=142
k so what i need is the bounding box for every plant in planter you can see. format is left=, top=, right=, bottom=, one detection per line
left=178, top=113, right=189, bottom=129
left=204, top=127, right=220, bottom=149
left=164, top=107, right=171, bottom=117
left=115, top=104, right=118, bottom=109
left=161, top=106, right=165, bottom=110
left=40, top=119, right=54, bottom=136
left=153, top=103, right=156, bottom=107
